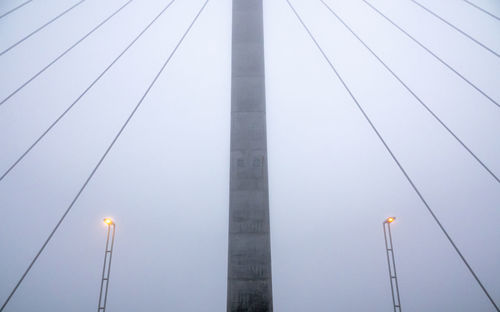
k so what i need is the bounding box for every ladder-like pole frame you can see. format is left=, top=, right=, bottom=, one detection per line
left=383, top=219, right=402, bottom=312
left=98, top=221, right=116, bottom=312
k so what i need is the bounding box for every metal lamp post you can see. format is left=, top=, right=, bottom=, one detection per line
left=383, top=217, right=402, bottom=312
left=97, top=218, right=116, bottom=312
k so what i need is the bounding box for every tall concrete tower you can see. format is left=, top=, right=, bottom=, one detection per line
left=227, top=0, right=273, bottom=311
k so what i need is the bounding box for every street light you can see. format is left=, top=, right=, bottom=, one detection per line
left=97, top=218, right=116, bottom=312
left=383, top=217, right=402, bottom=312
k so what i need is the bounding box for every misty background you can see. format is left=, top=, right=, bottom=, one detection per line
left=0, top=0, right=499, bottom=311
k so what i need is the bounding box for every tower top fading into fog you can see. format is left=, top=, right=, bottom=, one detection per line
left=227, top=0, right=273, bottom=311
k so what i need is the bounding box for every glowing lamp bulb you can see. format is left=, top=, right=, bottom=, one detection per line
left=386, top=217, right=395, bottom=223
left=103, top=218, right=113, bottom=225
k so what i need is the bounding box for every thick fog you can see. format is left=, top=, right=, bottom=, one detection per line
left=0, top=0, right=499, bottom=311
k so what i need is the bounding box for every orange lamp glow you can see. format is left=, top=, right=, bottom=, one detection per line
left=386, top=217, right=395, bottom=223
left=103, top=218, right=114, bottom=225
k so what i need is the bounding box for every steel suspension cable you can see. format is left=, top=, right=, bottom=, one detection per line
left=461, top=0, right=500, bottom=21
left=0, top=0, right=177, bottom=183
left=0, top=0, right=87, bottom=56
left=0, top=0, right=34, bottom=20
left=320, top=0, right=499, bottom=183
left=0, top=0, right=133, bottom=106
left=408, top=0, right=499, bottom=57
left=0, top=0, right=210, bottom=310
left=361, top=0, right=500, bottom=109
left=285, top=1, right=499, bottom=310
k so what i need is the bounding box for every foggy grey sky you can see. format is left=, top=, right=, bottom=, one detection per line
left=0, top=0, right=499, bottom=311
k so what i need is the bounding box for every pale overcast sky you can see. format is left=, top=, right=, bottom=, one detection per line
left=0, top=0, right=499, bottom=311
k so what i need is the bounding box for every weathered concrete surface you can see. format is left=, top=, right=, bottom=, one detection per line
left=227, top=0, right=273, bottom=311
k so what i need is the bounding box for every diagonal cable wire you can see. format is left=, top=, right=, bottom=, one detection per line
left=285, top=1, right=500, bottom=311
left=320, top=0, right=499, bottom=183
left=408, top=0, right=499, bottom=57
left=0, top=0, right=177, bottom=183
left=0, top=0, right=210, bottom=310
left=461, top=0, right=500, bottom=21
left=0, top=0, right=34, bottom=20
left=0, top=0, right=87, bottom=56
left=361, top=0, right=500, bottom=109
left=0, top=0, right=133, bottom=106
